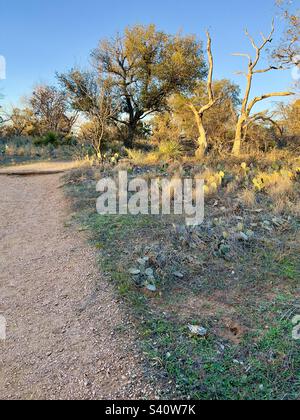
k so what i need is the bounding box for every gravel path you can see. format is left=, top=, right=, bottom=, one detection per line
left=0, top=170, right=154, bottom=400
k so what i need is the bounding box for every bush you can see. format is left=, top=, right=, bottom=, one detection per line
left=33, top=132, right=60, bottom=147
left=157, top=140, right=183, bottom=160
left=126, top=140, right=184, bottom=165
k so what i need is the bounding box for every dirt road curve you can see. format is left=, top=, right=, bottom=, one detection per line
left=0, top=167, right=153, bottom=400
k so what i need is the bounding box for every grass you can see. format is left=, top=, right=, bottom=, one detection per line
left=142, top=315, right=299, bottom=400
left=0, top=136, right=93, bottom=167
left=0, top=160, right=90, bottom=175
left=64, top=160, right=300, bottom=400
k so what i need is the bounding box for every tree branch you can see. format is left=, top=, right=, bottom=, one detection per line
left=247, top=91, right=294, bottom=115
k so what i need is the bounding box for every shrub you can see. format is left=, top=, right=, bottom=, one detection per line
left=126, top=140, right=184, bottom=165
left=253, top=170, right=294, bottom=197
left=157, top=140, right=183, bottom=160
left=126, top=149, right=146, bottom=165
left=238, top=188, right=256, bottom=207
left=195, top=168, right=225, bottom=196
left=33, top=132, right=60, bottom=147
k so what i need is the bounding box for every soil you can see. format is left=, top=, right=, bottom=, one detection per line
left=0, top=164, right=155, bottom=400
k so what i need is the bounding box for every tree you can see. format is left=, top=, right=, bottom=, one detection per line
left=187, top=32, right=218, bottom=157
left=151, top=111, right=182, bottom=145
left=232, top=21, right=294, bottom=156
left=91, top=24, right=207, bottom=148
left=3, top=107, right=38, bottom=137
left=0, top=90, right=7, bottom=126
left=30, top=85, right=77, bottom=136
left=58, top=70, right=115, bottom=159
left=273, top=0, right=300, bottom=67
left=278, top=99, right=300, bottom=136
left=168, top=79, right=240, bottom=153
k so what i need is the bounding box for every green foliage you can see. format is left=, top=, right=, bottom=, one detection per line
left=33, top=131, right=60, bottom=147
left=157, top=140, right=184, bottom=160
left=126, top=140, right=183, bottom=164
left=33, top=131, right=75, bottom=147
left=60, top=24, right=207, bottom=148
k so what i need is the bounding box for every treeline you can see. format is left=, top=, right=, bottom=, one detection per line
left=0, top=2, right=299, bottom=159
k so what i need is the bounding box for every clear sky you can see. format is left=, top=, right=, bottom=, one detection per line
left=0, top=0, right=296, bottom=111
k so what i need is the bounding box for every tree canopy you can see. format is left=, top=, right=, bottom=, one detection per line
left=60, top=24, right=207, bottom=148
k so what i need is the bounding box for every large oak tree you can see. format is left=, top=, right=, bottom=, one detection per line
left=60, top=25, right=207, bottom=149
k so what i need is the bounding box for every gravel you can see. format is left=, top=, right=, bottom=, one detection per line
left=0, top=168, right=155, bottom=400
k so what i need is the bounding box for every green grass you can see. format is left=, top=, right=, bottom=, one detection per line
left=141, top=313, right=299, bottom=400
left=279, top=258, right=299, bottom=280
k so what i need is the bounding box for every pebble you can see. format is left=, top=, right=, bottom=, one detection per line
left=188, top=325, right=208, bottom=337
left=129, top=268, right=141, bottom=275
left=146, top=284, right=157, bottom=292
left=237, top=232, right=249, bottom=241
left=145, top=268, right=154, bottom=277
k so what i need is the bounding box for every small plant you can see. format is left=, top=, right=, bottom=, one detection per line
left=126, top=149, right=146, bottom=165
left=238, top=188, right=256, bottom=207
left=157, top=140, right=184, bottom=161
left=196, top=169, right=225, bottom=195
left=253, top=170, right=294, bottom=196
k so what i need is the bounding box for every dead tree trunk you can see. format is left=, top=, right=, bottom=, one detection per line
left=232, top=20, right=294, bottom=156
left=189, top=32, right=218, bottom=159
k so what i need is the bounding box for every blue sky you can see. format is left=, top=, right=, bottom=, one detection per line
left=0, top=0, right=296, bottom=111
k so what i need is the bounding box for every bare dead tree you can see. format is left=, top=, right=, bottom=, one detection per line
left=30, top=85, right=78, bottom=136
left=243, top=110, right=285, bottom=139
left=59, top=70, right=115, bottom=160
left=0, top=107, right=10, bottom=125
left=232, top=20, right=294, bottom=156
left=90, top=79, right=115, bottom=160
left=273, top=0, right=300, bottom=67
left=188, top=32, right=220, bottom=158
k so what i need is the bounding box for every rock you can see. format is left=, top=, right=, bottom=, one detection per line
left=145, top=268, right=154, bottom=278
left=237, top=232, right=249, bottom=241
left=145, top=284, right=157, bottom=293
left=173, top=272, right=184, bottom=279
left=129, top=268, right=141, bottom=275
left=188, top=325, right=208, bottom=337
left=245, top=229, right=254, bottom=238
left=137, top=257, right=149, bottom=267
left=272, top=217, right=284, bottom=227
left=262, top=221, right=273, bottom=232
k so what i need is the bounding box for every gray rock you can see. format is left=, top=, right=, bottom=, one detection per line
left=173, top=272, right=184, bottom=279
left=246, top=229, right=254, bottom=238
left=237, top=232, right=249, bottom=241
left=188, top=325, right=208, bottom=337
left=145, top=268, right=154, bottom=278
left=145, top=284, right=157, bottom=292
left=129, top=268, right=141, bottom=275
left=137, top=257, right=149, bottom=267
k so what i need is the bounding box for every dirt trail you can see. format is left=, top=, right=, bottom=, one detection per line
left=0, top=166, right=153, bottom=400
